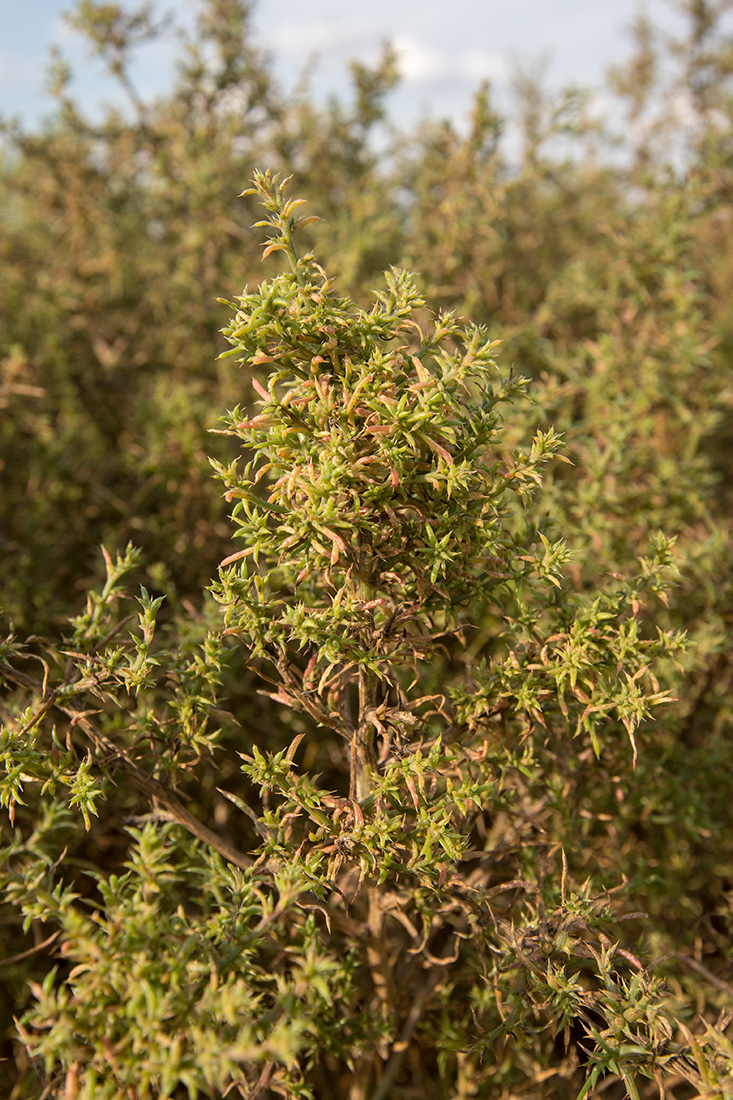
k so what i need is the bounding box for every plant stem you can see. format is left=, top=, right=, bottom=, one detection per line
left=351, top=665, right=378, bottom=801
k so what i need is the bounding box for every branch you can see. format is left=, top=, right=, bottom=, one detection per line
left=367, top=967, right=444, bottom=1100
left=0, top=661, right=252, bottom=871
left=0, top=930, right=60, bottom=969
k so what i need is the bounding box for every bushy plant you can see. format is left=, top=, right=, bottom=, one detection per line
left=386, top=5, right=733, bottom=1005
left=0, top=0, right=397, bottom=634
left=2, top=172, right=731, bottom=1100
left=3, top=1, right=733, bottom=1095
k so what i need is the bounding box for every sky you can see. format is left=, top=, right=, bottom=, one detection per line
left=0, top=0, right=685, bottom=131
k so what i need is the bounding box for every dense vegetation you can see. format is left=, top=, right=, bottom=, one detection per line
left=1, top=2, right=732, bottom=1097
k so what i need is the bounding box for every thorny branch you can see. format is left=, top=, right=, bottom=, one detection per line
left=0, top=660, right=252, bottom=871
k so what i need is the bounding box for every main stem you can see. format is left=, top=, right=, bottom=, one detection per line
left=350, top=561, right=378, bottom=801
left=350, top=666, right=377, bottom=802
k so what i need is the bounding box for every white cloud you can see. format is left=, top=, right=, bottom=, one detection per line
left=270, top=19, right=375, bottom=58
left=463, top=48, right=506, bottom=82
left=262, top=23, right=506, bottom=92
left=392, top=38, right=506, bottom=87
left=393, top=37, right=450, bottom=82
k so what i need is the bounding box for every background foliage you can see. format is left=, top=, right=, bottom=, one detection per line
left=1, top=1, right=732, bottom=1098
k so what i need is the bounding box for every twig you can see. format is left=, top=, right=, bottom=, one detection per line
left=675, top=952, right=733, bottom=998
left=0, top=930, right=60, bottom=968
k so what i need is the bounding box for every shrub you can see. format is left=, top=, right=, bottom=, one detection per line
left=2, top=172, right=731, bottom=1100
left=0, top=0, right=397, bottom=635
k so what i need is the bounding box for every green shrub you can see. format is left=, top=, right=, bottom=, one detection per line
left=2, top=2, right=733, bottom=1095
left=2, top=172, right=731, bottom=1100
